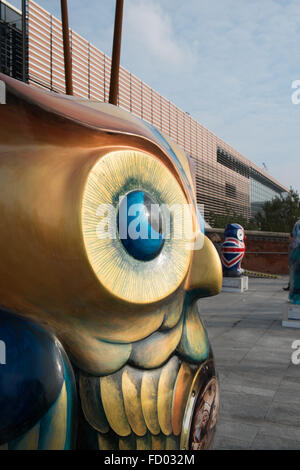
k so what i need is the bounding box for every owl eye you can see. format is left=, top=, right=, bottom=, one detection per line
left=81, top=150, right=192, bottom=304
left=237, top=229, right=244, bottom=241
left=117, top=190, right=164, bottom=261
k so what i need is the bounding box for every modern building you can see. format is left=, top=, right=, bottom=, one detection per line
left=0, top=0, right=24, bottom=81
left=0, top=0, right=289, bottom=221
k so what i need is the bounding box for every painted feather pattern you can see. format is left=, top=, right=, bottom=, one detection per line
left=79, top=357, right=197, bottom=450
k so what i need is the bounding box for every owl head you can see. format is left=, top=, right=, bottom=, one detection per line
left=224, top=223, right=245, bottom=243
left=0, top=73, right=222, bottom=375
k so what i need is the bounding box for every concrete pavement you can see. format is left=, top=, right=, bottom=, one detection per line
left=199, top=276, right=300, bottom=450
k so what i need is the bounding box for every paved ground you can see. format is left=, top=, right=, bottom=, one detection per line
left=199, top=276, right=300, bottom=450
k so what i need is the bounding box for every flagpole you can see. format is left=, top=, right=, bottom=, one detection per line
left=60, top=0, right=73, bottom=95
left=109, top=0, right=124, bottom=105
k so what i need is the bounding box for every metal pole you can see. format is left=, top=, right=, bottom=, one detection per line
left=22, top=0, right=27, bottom=82
left=60, top=0, right=73, bottom=95
left=109, top=0, right=124, bottom=105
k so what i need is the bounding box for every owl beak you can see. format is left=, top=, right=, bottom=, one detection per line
left=184, top=234, right=223, bottom=298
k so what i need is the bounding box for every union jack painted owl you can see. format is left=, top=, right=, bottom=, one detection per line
left=0, top=73, right=222, bottom=450
left=221, top=223, right=245, bottom=278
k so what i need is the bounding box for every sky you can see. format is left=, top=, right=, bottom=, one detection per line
left=8, top=0, right=300, bottom=192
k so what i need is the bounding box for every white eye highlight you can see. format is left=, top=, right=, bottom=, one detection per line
left=237, top=229, right=243, bottom=241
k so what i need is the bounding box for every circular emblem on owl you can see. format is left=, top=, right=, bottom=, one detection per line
left=237, top=228, right=244, bottom=241
left=180, top=360, right=219, bottom=450
left=190, top=376, right=219, bottom=450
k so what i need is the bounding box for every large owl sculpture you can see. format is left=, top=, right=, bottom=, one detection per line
left=289, top=220, right=300, bottom=305
left=0, top=73, right=222, bottom=450
left=221, top=223, right=245, bottom=278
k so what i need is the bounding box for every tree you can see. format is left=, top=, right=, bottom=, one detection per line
left=254, top=187, right=300, bottom=233
left=208, top=206, right=259, bottom=230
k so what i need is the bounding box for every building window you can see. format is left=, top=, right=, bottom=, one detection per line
left=0, top=1, right=23, bottom=81
left=225, top=183, right=237, bottom=199
left=217, top=148, right=250, bottom=178
left=250, top=177, right=284, bottom=216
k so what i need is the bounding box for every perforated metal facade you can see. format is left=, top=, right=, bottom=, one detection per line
left=2, top=0, right=289, bottom=220
left=0, top=0, right=24, bottom=81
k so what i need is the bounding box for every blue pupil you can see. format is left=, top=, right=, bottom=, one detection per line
left=117, top=190, right=164, bottom=261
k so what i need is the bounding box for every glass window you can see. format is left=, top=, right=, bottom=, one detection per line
left=250, top=177, right=283, bottom=216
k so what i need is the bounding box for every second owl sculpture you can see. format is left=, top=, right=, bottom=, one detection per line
left=289, top=220, right=300, bottom=305
left=221, top=223, right=246, bottom=277
left=0, top=73, right=222, bottom=450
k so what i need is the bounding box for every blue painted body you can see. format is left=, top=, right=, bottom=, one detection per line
left=0, top=310, right=76, bottom=448
left=221, top=223, right=245, bottom=277
left=289, top=220, right=300, bottom=305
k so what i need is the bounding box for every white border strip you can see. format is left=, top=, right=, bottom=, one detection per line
left=1, top=0, right=22, bottom=15
left=0, top=81, right=6, bottom=104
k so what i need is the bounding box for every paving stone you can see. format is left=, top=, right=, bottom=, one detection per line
left=276, top=378, right=300, bottom=394
left=235, top=359, right=289, bottom=378
left=221, top=382, right=275, bottom=398
left=198, top=278, right=300, bottom=450
left=261, top=327, right=300, bottom=339
left=283, top=364, right=300, bottom=379
left=212, top=346, right=249, bottom=367
left=251, top=433, right=300, bottom=450
left=213, top=435, right=251, bottom=450
left=222, top=368, right=282, bottom=392
left=273, top=379, right=300, bottom=405
left=203, top=326, right=231, bottom=340
left=242, top=345, right=291, bottom=365
left=256, top=422, right=300, bottom=442
left=256, top=334, right=297, bottom=351
left=221, top=326, right=265, bottom=341
left=216, top=418, right=259, bottom=442
left=219, top=390, right=273, bottom=423
left=266, top=401, right=300, bottom=427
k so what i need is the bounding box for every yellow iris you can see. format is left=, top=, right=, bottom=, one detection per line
left=81, top=150, right=193, bottom=304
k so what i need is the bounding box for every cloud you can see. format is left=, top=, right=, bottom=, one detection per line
left=125, top=0, right=185, bottom=67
